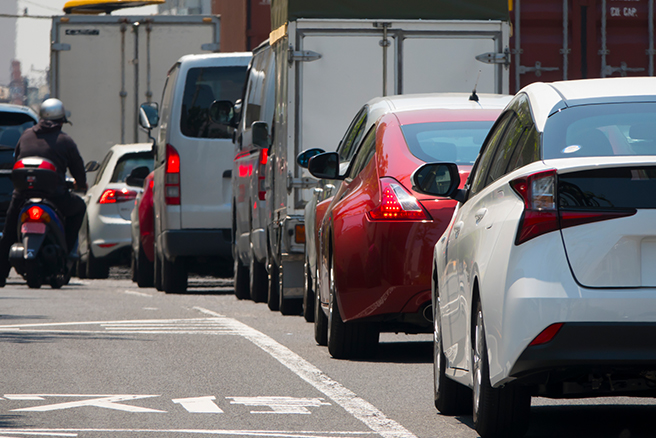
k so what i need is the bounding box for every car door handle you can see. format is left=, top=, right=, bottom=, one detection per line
left=475, top=208, right=487, bottom=225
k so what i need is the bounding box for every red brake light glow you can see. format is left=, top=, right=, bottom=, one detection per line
left=368, top=178, right=429, bottom=221
left=98, top=188, right=138, bottom=204
left=28, top=206, right=44, bottom=221
left=165, top=144, right=181, bottom=205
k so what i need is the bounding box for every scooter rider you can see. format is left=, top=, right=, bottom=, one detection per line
left=0, top=98, right=87, bottom=287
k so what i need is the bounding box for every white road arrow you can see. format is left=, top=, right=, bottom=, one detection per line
left=10, top=395, right=165, bottom=413
left=172, top=396, right=223, bottom=413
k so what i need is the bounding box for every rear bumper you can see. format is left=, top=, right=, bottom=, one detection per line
left=160, top=229, right=232, bottom=260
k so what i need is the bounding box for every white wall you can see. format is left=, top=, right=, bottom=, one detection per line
left=0, top=0, right=17, bottom=86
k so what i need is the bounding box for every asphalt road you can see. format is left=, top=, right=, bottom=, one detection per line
left=1, top=268, right=655, bottom=438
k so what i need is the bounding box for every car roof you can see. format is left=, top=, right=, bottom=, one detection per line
left=107, top=143, right=153, bottom=155
left=520, top=77, right=656, bottom=131
left=176, top=52, right=252, bottom=68
left=0, top=103, right=39, bottom=122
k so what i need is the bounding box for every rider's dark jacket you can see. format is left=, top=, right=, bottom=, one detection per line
left=14, top=119, right=86, bottom=192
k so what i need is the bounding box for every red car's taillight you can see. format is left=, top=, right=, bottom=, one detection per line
left=368, top=178, right=430, bottom=221
left=165, top=144, right=181, bottom=205
left=98, top=188, right=138, bottom=204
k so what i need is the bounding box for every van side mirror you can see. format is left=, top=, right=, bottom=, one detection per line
left=411, top=162, right=463, bottom=201
left=139, top=102, right=159, bottom=129
left=296, top=148, right=325, bottom=169
left=308, top=152, right=342, bottom=180
left=252, top=121, right=270, bottom=148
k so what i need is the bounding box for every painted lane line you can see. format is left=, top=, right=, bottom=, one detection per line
left=11, top=395, right=165, bottom=413
left=194, top=307, right=418, bottom=438
left=228, top=397, right=331, bottom=414
left=172, top=396, right=224, bottom=413
left=0, top=318, right=226, bottom=330
left=0, top=430, right=374, bottom=438
left=124, top=290, right=153, bottom=298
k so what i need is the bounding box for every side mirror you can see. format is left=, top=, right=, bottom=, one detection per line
left=139, top=102, right=159, bottom=129
left=296, top=148, right=325, bottom=169
left=125, top=165, right=151, bottom=187
left=209, top=100, right=236, bottom=127
left=411, top=162, right=462, bottom=200
left=308, top=152, right=341, bottom=180
left=84, top=161, right=100, bottom=172
left=252, top=121, right=270, bottom=148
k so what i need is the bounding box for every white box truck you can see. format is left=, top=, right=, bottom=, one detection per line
left=260, top=0, right=512, bottom=312
left=49, top=14, right=221, bottom=164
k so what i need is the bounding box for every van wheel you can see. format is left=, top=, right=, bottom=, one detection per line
left=303, top=261, right=315, bottom=322
left=327, top=254, right=378, bottom=359
left=249, top=257, right=268, bottom=303
left=162, top=256, right=187, bottom=294
left=154, top=245, right=163, bottom=291
left=267, top=261, right=280, bottom=311
left=234, top=256, right=250, bottom=300
left=472, top=301, right=530, bottom=438
left=136, top=244, right=154, bottom=288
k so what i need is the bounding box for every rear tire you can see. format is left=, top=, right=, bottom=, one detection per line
left=267, top=261, right=280, bottom=311
left=162, top=255, right=187, bottom=294
left=249, top=257, right=268, bottom=303
left=472, top=301, right=530, bottom=438
left=278, top=262, right=302, bottom=315
left=25, top=260, right=42, bottom=289
left=303, top=261, right=315, bottom=322
left=234, top=256, right=250, bottom=300
left=76, top=258, right=87, bottom=279
left=153, top=246, right=163, bottom=291
left=136, top=243, right=154, bottom=288
left=314, top=275, right=328, bottom=346
left=86, top=241, right=109, bottom=279
left=327, top=254, right=378, bottom=359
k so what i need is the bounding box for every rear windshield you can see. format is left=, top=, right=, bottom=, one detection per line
left=0, top=112, right=37, bottom=168
left=401, top=121, right=494, bottom=165
left=111, top=152, right=154, bottom=183
left=180, top=66, right=247, bottom=139
left=559, top=167, right=656, bottom=210
left=543, top=102, right=656, bottom=160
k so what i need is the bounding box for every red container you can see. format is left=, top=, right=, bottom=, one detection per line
left=510, top=0, right=655, bottom=93
left=212, top=0, right=271, bottom=52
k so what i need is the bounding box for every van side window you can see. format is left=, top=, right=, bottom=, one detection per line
left=158, top=64, right=180, bottom=162
left=180, top=66, right=247, bottom=139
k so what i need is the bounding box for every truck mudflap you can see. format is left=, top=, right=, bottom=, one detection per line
left=281, top=254, right=304, bottom=299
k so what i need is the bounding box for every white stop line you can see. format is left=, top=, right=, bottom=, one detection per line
left=193, top=307, right=418, bottom=438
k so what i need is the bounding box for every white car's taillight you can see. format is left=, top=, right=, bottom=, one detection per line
left=510, top=169, right=559, bottom=244
left=98, top=188, right=139, bottom=204
left=368, top=178, right=429, bottom=221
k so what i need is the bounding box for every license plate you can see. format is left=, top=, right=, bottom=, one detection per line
left=21, top=222, right=46, bottom=234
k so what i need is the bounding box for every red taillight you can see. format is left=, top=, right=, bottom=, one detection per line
left=38, top=161, right=57, bottom=171
left=28, top=206, right=44, bottom=221
left=368, top=178, right=430, bottom=221
left=98, top=188, right=138, bottom=204
left=511, top=169, right=637, bottom=245
left=165, top=144, right=181, bottom=205
left=510, top=170, right=559, bottom=244
left=13, top=161, right=25, bottom=169
left=258, top=149, right=268, bottom=202
left=529, top=323, right=564, bottom=346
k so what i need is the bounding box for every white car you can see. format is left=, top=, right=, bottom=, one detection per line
left=412, top=77, right=656, bottom=438
left=78, top=143, right=154, bottom=279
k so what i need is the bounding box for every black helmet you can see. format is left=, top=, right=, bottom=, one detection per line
left=39, top=98, right=68, bottom=123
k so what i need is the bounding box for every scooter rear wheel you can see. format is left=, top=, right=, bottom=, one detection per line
left=25, top=260, right=42, bottom=289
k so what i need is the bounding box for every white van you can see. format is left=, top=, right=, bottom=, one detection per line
left=145, top=52, right=251, bottom=293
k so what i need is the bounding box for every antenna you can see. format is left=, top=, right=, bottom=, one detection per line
left=469, top=70, right=482, bottom=102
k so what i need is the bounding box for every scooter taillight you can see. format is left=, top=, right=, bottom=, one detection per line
left=21, top=206, right=51, bottom=223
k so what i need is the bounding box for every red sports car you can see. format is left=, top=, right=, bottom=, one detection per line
left=308, top=93, right=511, bottom=359
left=130, top=171, right=155, bottom=287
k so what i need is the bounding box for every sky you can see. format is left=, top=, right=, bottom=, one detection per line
left=15, top=0, right=158, bottom=87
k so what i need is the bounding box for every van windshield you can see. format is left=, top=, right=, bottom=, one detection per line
left=180, top=66, right=247, bottom=139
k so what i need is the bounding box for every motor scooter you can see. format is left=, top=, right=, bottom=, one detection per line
left=8, top=157, right=95, bottom=288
